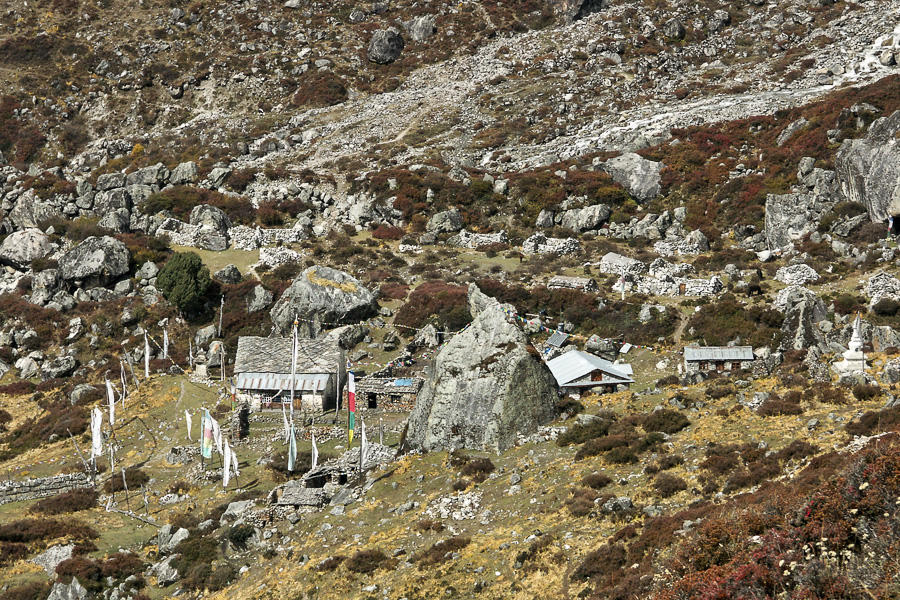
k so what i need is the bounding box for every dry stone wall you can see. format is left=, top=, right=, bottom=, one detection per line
left=0, top=473, right=93, bottom=506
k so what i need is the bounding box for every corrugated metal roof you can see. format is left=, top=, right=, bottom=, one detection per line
left=235, top=372, right=330, bottom=392
left=545, top=350, right=634, bottom=387
left=683, top=346, right=754, bottom=361
left=547, top=331, right=569, bottom=347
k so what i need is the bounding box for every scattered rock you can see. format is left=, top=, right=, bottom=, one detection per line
left=597, top=153, right=663, bottom=203
left=214, top=264, right=242, bottom=284
left=368, top=28, right=405, bottom=64
left=0, top=229, right=51, bottom=269
left=58, top=236, right=130, bottom=287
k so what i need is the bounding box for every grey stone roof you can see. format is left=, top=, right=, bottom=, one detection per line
left=234, top=336, right=341, bottom=375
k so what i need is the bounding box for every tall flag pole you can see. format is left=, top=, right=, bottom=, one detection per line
left=119, top=361, right=127, bottom=403
left=287, top=423, right=297, bottom=472
left=162, top=328, right=169, bottom=360
left=143, top=332, right=150, bottom=378
left=311, top=431, right=318, bottom=471
left=189, top=338, right=194, bottom=369
left=185, top=410, right=193, bottom=441
left=281, top=402, right=290, bottom=443
left=348, top=371, right=356, bottom=445
left=290, top=318, right=298, bottom=423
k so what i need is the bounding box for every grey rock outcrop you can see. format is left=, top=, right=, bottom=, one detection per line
left=778, top=286, right=827, bottom=351
left=882, top=358, right=900, bottom=384
left=246, top=285, right=273, bottom=313
left=404, top=15, right=435, bottom=42
left=0, top=228, right=51, bottom=269
left=368, top=28, right=405, bottom=64
left=662, top=18, right=685, bottom=39
left=407, top=287, right=558, bottom=454
left=558, top=204, right=611, bottom=232
left=42, top=356, right=79, bottom=379
left=775, top=264, right=819, bottom=285
left=148, top=555, right=180, bottom=586
left=31, top=544, right=74, bottom=576
left=426, top=208, right=464, bottom=234
left=835, top=109, right=900, bottom=223
left=213, top=264, right=242, bottom=284
left=765, top=193, right=833, bottom=251
left=157, top=524, right=190, bottom=553
left=270, top=266, right=379, bottom=336
left=47, top=578, right=88, bottom=600
left=58, top=236, right=130, bottom=287
left=598, top=153, right=663, bottom=203
left=170, top=161, right=199, bottom=185
left=189, top=205, right=232, bottom=251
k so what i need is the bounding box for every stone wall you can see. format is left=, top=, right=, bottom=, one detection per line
left=0, top=473, right=93, bottom=506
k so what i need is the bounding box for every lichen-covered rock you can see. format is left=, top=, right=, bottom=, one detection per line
left=407, top=287, right=558, bottom=454
left=368, top=28, right=405, bottom=64
left=270, top=266, right=379, bottom=336
left=598, top=153, right=663, bottom=203
left=213, top=264, right=242, bottom=284
left=246, top=284, right=274, bottom=313
left=836, top=109, right=900, bottom=222
left=765, top=192, right=833, bottom=251
left=558, top=204, right=611, bottom=232
left=775, top=264, right=819, bottom=285
left=58, top=236, right=130, bottom=286
left=778, top=286, right=827, bottom=351
left=426, top=208, right=463, bottom=234
left=47, top=578, right=88, bottom=600
left=0, top=228, right=51, bottom=269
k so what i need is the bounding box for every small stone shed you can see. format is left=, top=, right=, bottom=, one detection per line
left=234, top=336, right=345, bottom=412
left=546, top=350, right=634, bottom=394
left=353, top=377, right=423, bottom=411
left=683, top=346, right=754, bottom=373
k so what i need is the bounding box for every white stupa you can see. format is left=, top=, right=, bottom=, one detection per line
left=833, top=314, right=867, bottom=375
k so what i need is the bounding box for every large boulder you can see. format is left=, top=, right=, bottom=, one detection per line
left=835, top=109, right=900, bottom=222
left=559, top=204, right=611, bottom=232
left=0, top=228, right=51, bottom=269
left=598, top=153, right=663, bottom=203
left=58, top=236, right=130, bottom=287
left=270, top=266, right=379, bottom=336
left=426, top=208, right=464, bottom=234
left=47, top=578, right=88, bottom=600
left=189, top=204, right=232, bottom=251
left=404, top=15, right=436, bottom=41
left=368, top=28, right=405, bottom=64
left=170, top=161, right=199, bottom=185
left=9, top=189, right=63, bottom=229
left=546, top=0, right=609, bottom=23
left=406, top=287, right=558, bottom=454
left=778, top=286, right=827, bottom=351
left=765, top=192, right=831, bottom=251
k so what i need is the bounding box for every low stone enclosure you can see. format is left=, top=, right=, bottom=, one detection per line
left=0, top=473, right=93, bottom=506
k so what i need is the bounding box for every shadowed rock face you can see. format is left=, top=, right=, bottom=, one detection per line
left=836, top=109, right=900, bottom=223
left=269, top=266, right=379, bottom=337
left=548, top=0, right=610, bottom=23
left=407, top=287, right=558, bottom=454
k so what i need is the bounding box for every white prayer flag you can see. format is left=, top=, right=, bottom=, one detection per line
left=163, top=328, right=169, bottom=360
left=90, top=408, right=103, bottom=458
left=105, top=378, right=116, bottom=427
left=185, top=410, right=193, bottom=441
left=289, top=320, right=298, bottom=420
left=223, top=439, right=232, bottom=488
left=211, top=417, right=223, bottom=454
left=287, top=424, right=297, bottom=472
left=144, top=332, right=150, bottom=378
left=282, top=403, right=290, bottom=443
left=120, top=361, right=127, bottom=402
left=311, top=431, right=318, bottom=471
left=231, top=446, right=240, bottom=477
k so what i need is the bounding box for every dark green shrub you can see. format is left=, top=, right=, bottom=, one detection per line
left=873, top=298, right=900, bottom=317
left=654, top=473, right=688, bottom=498
left=103, top=467, right=149, bottom=493
left=157, top=252, right=214, bottom=315
left=226, top=525, right=255, bottom=548
left=31, top=489, right=97, bottom=515
left=345, top=549, right=389, bottom=574
left=556, top=416, right=615, bottom=447
left=581, top=473, right=612, bottom=490
left=415, top=537, right=471, bottom=569
left=643, top=409, right=691, bottom=434
left=852, top=383, right=882, bottom=401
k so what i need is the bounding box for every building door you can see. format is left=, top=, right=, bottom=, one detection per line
left=679, top=283, right=686, bottom=295
left=367, top=393, right=378, bottom=409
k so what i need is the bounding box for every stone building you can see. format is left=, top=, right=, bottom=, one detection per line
left=233, top=336, right=345, bottom=412
left=546, top=350, right=634, bottom=394
left=683, top=346, right=754, bottom=373
left=353, top=377, right=423, bottom=411
left=547, top=275, right=599, bottom=293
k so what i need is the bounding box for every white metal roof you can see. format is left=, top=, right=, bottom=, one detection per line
left=235, top=372, right=330, bottom=392
left=545, top=350, right=634, bottom=387
left=683, top=346, right=754, bottom=362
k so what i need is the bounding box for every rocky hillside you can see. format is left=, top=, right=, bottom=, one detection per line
left=3, top=0, right=900, bottom=598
